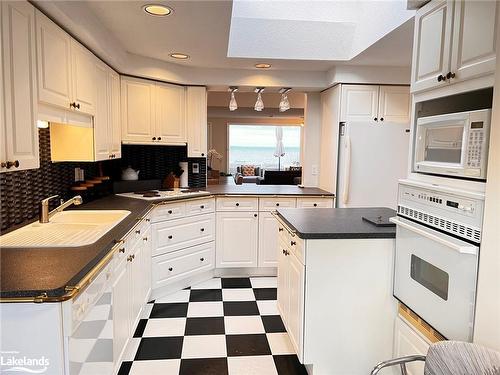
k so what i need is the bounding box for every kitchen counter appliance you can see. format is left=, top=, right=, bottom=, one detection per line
left=116, top=188, right=211, bottom=201
left=391, top=181, right=484, bottom=341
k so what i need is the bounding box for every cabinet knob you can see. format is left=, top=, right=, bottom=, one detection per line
left=143, top=237, right=148, bottom=241
left=5, top=160, right=19, bottom=169
left=200, top=205, right=205, bottom=209
left=70, top=102, right=75, bottom=108
left=200, top=257, right=205, bottom=262
left=168, top=267, right=173, bottom=271
left=119, top=247, right=125, bottom=253
left=152, top=137, right=157, bottom=141
left=276, top=203, right=280, bottom=206
left=254, top=213, right=258, bottom=217
left=282, top=249, right=286, bottom=254
left=75, top=103, right=81, bottom=109
left=313, top=203, right=318, bottom=207
left=380, top=117, right=384, bottom=122
left=437, top=74, right=447, bottom=82
left=158, top=137, right=162, bottom=140
left=446, top=71, right=456, bottom=79
left=168, top=210, right=173, bottom=214
left=278, top=228, right=283, bottom=232
left=168, top=235, right=173, bottom=239
left=135, top=229, right=141, bottom=234
left=235, top=203, right=239, bottom=207
left=145, top=218, right=151, bottom=222
left=0, top=162, right=6, bottom=168
left=374, top=117, right=378, bottom=121
left=127, top=255, right=133, bottom=262
left=291, top=241, right=296, bottom=246
left=200, top=228, right=205, bottom=232
left=201, top=153, right=205, bottom=157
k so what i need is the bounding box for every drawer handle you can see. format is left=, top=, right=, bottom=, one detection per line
left=276, top=203, right=280, bottom=206
left=145, top=218, right=151, bottom=222
left=313, top=203, right=318, bottom=207
left=200, top=228, right=205, bottom=232
left=143, top=237, right=148, bottom=241
left=200, top=257, right=205, bottom=262
left=168, top=267, right=173, bottom=271
left=235, top=203, right=239, bottom=207
left=119, top=248, right=125, bottom=253
left=168, top=235, right=173, bottom=239
left=200, top=205, right=205, bottom=209
left=282, top=249, right=289, bottom=256
left=135, top=229, right=141, bottom=234
left=127, top=255, right=134, bottom=262
left=278, top=228, right=283, bottom=232
left=168, top=210, right=173, bottom=214
left=291, top=241, right=296, bottom=246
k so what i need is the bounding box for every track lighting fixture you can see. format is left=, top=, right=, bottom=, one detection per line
left=279, top=88, right=291, bottom=112
left=254, top=87, right=265, bottom=111
left=228, top=87, right=238, bottom=111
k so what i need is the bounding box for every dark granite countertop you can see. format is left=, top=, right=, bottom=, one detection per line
left=276, top=207, right=397, bottom=240
left=206, top=184, right=334, bottom=196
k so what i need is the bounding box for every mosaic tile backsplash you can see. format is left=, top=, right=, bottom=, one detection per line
left=0, top=128, right=206, bottom=231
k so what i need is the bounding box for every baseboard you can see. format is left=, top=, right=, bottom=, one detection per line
left=214, top=267, right=277, bottom=277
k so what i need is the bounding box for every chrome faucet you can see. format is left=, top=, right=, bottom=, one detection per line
left=39, top=195, right=83, bottom=223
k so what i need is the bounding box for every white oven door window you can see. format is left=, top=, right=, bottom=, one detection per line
left=392, top=217, right=479, bottom=342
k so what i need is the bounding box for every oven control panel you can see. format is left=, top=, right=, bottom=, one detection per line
left=406, top=189, right=476, bottom=214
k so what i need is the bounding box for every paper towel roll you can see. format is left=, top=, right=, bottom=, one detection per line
left=179, top=162, right=189, bottom=188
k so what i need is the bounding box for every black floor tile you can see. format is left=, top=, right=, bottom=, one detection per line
left=150, top=302, right=188, bottom=318
left=117, top=361, right=132, bottom=375
left=273, top=355, right=308, bottom=375
left=185, top=317, right=225, bottom=335
left=133, top=319, right=148, bottom=338
left=253, top=288, right=277, bottom=300
left=189, top=289, right=223, bottom=302
left=179, top=358, right=228, bottom=375
left=261, top=315, right=286, bottom=333
left=226, top=334, right=271, bottom=356
left=221, top=277, right=252, bottom=289
left=223, top=301, right=260, bottom=316
left=134, top=336, right=183, bottom=360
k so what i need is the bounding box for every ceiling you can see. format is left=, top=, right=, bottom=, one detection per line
left=83, top=0, right=414, bottom=72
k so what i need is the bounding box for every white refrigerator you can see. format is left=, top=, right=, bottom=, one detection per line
left=336, top=120, right=410, bottom=209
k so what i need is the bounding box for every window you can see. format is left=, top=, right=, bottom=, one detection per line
left=228, top=124, right=301, bottom=174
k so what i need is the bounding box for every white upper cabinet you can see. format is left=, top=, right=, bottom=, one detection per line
left=411, top=0, right=453, bottom=93
left=36, top=11, right=95, bottom=115
left=411, top=0, right=497, bottom=93
left=121, top=77, right=155, bottom=144
left=109, top=70, right=122, bottom=158
left=378, top=86, right=411, bottom=124
left=341, top=85, right=410, bottom=124
left=155, top=82, right=187, bottom=144
left=450, top=0, right=498, bottom=82
left=186, top=86, right=208, bottom=157
left=1, top=1, right=39, bottom=172
left=340, top=85, right=379, bottom=122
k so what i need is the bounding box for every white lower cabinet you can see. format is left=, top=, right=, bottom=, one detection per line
left=393, top=316, right=430, bottom=375
left=216, top=211, right=259, bottom=268
left=258, top=212, right=279, bottom=267
left=296, top=197, right=334, bottom=208
left=112, top=254, right=130, bottom=364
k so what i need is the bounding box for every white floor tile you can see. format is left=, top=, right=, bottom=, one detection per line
left=129, top=359, right=181, bottom=375
left=250, top=277, right=278, bottom=289
left=154, top=289, right=191, bottom=303
left=228, top=355, right=278, bottom=375
left=187, top=301, right=224, bottom=317
left=222, top=288, right=256, bottom=302
left=140, top=303, right=153, bottom=319
left=191, top=278, right=222, bottom=290
left=121, top=338, right=141, bottom=361
left=257, top=300, right=279, bottom=316
left=266, top=333, right=295, bottom=355
left=224, top=316, right=265, bottom=334
left=100, top=320, right=113, bottom=339
left=143, top=318, right=186, bottom=337
left=181, top=335, right=227, bottom=359
left=68, top=339, right=96, bottom=362
left=79, top=362, right=114, bottom=375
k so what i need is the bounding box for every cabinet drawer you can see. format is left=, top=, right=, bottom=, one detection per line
left=259, top=197, right=296, bottom=211
left=296, top=197, right=333, bottom=208
left=152, top=213, right=215, bottom=256
left=279, top=226, right=305, bottom=265
left=152, top=242, right=215, bottom=289
left=186, top=198, right=215, bottom=216
left=151, top=202, right=186, bottom=222
left=216, top=197, right=259, bottom=211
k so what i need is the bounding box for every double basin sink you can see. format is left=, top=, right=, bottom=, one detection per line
left=0, top=210, right=131, bottom=248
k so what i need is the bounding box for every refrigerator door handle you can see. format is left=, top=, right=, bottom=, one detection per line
left=342, top=134, right=351, bottom=205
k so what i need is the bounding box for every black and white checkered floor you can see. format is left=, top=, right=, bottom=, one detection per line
left=117, top=277, right=307, bottom=375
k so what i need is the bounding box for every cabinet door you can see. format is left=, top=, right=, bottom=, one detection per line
left=36, top=11, right=72, bottom=109
left=340, top=85, right=379, bottom=122
left=186, top=86, right=207, bottom=157
left=93, top=62, right=110, bottom=161
left=450, top=0, right=497, bottom=82
left=1, top=1, right=39, bottom=172
left=109, top=70, right=122, bottom=158
left=394, top=317, right=430, bottom=375
left=378, top=86, right=410, bottom=124
left=216, top=211, right=258, bottom=268
left=287, top=251, right=305, bottom=360
left=130, top=240, right=145, bottom=329
left=112, top=258, right=130, bottom=364
left=411, top=0, right=454, bottom=93
left=155, top=82, right=187, bottom=144
left=140, top=225, right=152, bottom=305
left=258, top=212, right=279, bottom=267
left=71, top=40, right=96, bottom=115
left=121, top=77, right=155, bottom=144
left=277, top=235, right=289, bottom=321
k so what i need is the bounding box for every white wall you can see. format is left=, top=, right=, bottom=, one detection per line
left=473, top=24, right=500, bottom=350
left=319, top=85, right=342, bottom=193
left=302, top=93, right=323, bottom=187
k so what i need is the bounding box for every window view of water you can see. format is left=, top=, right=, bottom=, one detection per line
left=228, top=125, right=301, bottom=174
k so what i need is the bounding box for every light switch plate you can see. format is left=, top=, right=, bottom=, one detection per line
left=192, top=163, right=199, bottom=174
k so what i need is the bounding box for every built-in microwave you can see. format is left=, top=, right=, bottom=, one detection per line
left=414, top=109, right=491, bottom=180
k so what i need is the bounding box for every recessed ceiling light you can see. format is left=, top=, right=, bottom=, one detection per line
left=170, top=53, right=190, bottom=60
left=255, top=63, right=271, bottom=69
left=143, top=4, right=173, bottom=16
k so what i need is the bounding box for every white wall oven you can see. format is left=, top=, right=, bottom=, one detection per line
left=414, top=109, right=491, bottom=180
left=391, top=181, right=484, bottom=342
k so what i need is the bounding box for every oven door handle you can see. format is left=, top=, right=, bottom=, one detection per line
left=390, top=217, right=479, bottom=255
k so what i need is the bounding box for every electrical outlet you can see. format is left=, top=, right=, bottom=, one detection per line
left=311, top=165, right=319, bottom=176
left=192, top=163, right=199, bottom=174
